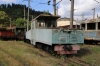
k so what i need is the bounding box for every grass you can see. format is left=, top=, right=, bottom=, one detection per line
left=76, top=45, right=100, bottom=66
left=0, top=41, right=100, bottom=66
left=0, top=41, right=68, bottom=66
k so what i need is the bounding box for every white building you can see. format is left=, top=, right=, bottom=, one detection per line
left=57, top=17, right=77, bottom=27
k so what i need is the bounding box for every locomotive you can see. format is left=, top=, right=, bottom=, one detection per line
left=25, top=14, right=84, bottom=54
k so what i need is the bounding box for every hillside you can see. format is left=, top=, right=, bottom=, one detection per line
left=0, top=3, right=45, bottom=21
left=0, top=3, right=51, bottom=27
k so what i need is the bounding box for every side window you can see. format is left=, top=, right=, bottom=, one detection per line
left=36, top=20, right=45, bottom=28
left=87, top=23, right=95, bottom=30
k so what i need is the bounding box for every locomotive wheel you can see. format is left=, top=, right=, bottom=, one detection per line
left=45, top=45, right=49, bottom=52
left=36, top=43, right=42, bottom=49
left=93, top=41, right=98, bottom=45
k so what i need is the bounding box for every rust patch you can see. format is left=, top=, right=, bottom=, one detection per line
left=98, top=31, right=100, bottom=36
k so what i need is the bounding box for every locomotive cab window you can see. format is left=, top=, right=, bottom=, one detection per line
left=98, top=22, right=100, bottom=30
left=87, top=23, right=95, bottom=30
left=33, top=14, right=60, bottom=29
left=37, top=20, right=45, bottom=28
left=44, top=20, right=56, bottom=28
left=37, top=20, right=56, bottom=28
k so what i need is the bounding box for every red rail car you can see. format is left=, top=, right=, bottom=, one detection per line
left=0, top=27, right=15, bottom=40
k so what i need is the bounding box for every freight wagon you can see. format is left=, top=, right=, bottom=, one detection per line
left=0, top=27, right=15, bottom=40
left=0, top=27, right=25, bottom=40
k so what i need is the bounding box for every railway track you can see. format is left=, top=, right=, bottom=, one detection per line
left=25, top=43, right=92, bottom=66
left=0, top=47, right=29, bottom=66
left=13, top=42, right=98, bottom=66
left=65, top=56, right=96, bottom=66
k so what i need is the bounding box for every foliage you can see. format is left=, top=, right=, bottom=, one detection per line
left=0, top=11, right=9, bottom=27
left=0, top=3, right=51, bottom=27
left=15, top=18, right=24, bottom=27
left=43, top=10, right=50, bottom=15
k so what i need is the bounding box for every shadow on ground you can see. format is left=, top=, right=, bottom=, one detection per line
left=74, top=48, right=92, bottom=57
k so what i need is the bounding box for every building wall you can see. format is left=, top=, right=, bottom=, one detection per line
left=57, top=18, right=76, bottom=27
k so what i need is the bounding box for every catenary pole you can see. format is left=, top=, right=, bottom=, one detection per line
left=82, top=14, right=84, bottom=20
left=70, top=0, right=74, bottom=29
left=53, top=0, right=56, bottom=15
left=24, top=5, right=26, bottom=27
left=56, top=6, right=58, bottom=15
left=27, top=0, right=30, bottom=31
left=10, top=18, right=11, bottom=28
left=92, top=8, right=95, bottom=19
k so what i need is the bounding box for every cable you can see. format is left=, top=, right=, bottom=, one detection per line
left=61, top=0, right=100, bottom=15
left=68, top=0, right=99, bottom=11
left=32, top=0, right=43, bottom=8
left=94, top=0, right=99, bottom=3
left=33, top=0, right=53, bottom=9
left=56, top=0, right=62, bottom=5
left=74, top=2, right=100, bottom=11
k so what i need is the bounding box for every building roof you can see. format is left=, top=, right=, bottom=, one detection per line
left=31, top=14, right=60, bottom=22
left=57, top=17, right=76, bottom=21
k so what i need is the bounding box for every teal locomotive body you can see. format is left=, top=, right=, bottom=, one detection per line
left=26, top=14, right=84, bottom=54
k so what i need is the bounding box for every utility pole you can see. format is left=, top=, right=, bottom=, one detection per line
left=92, top=8, right=95, bottom=19
left=10, top=18, right=11, bottom=28
left=27, top=0, right=30, bottom=31
left=82, top=14, right=84, bottom=20
left=53, top=0, right=56, bottom=15
left=97, top=14, right=98, bottom=18
left=24, top=5, right=26, bottom=27
left=32, top=15, right=33, bottom=20
left=56, top=6, right=58, bottom=15
left=70, top=0, right=74, bottom=29
left=47, top=0, right=62, bottom=15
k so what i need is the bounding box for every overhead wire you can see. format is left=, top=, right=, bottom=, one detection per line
left=94, top=0, right=99, bottom=3
left=32, top=0, right=43, bottom=8
left=33, top=0, right=52, bottom=10
left=58, top=0, right=100, bottom=18
left=74, top=0, right=100, bottom=19
left=75, top=2, right=99, bottom=11
left=56, top=0, right=62, bottom=5
left=22, top=0, right=100, bottom=16
left=65, top=0, right=100, bottom=14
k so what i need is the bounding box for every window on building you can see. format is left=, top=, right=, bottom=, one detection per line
left=98, top=22, right=100, bottom=30
left=87, top=23, right=95, bottom=30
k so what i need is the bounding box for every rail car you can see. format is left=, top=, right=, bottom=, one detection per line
left=0, top=27, right=15, bottom=40
left=25, top=14, right=84, bottom=54
left=80, top=18, right=100, bottom=44
left=0, top=27, right=25, bottom=40
left=14, top=27, right=25, bottom=40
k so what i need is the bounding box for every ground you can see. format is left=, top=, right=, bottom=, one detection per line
left=0, top=41, right=100, bottom=66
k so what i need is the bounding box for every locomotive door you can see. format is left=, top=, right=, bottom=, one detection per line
left=31, top=21, right=36, bottom=45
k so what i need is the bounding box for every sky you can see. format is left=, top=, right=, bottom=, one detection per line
left=0, top=0, right=100, bottom=20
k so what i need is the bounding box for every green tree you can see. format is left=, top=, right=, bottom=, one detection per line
left=0, top=11, right=9, bottom=26
left=43, top=10, right=50, bottom=15
left=15, top=18, right=24, bottom=27
left=0, top=4, right=51, bottom=26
